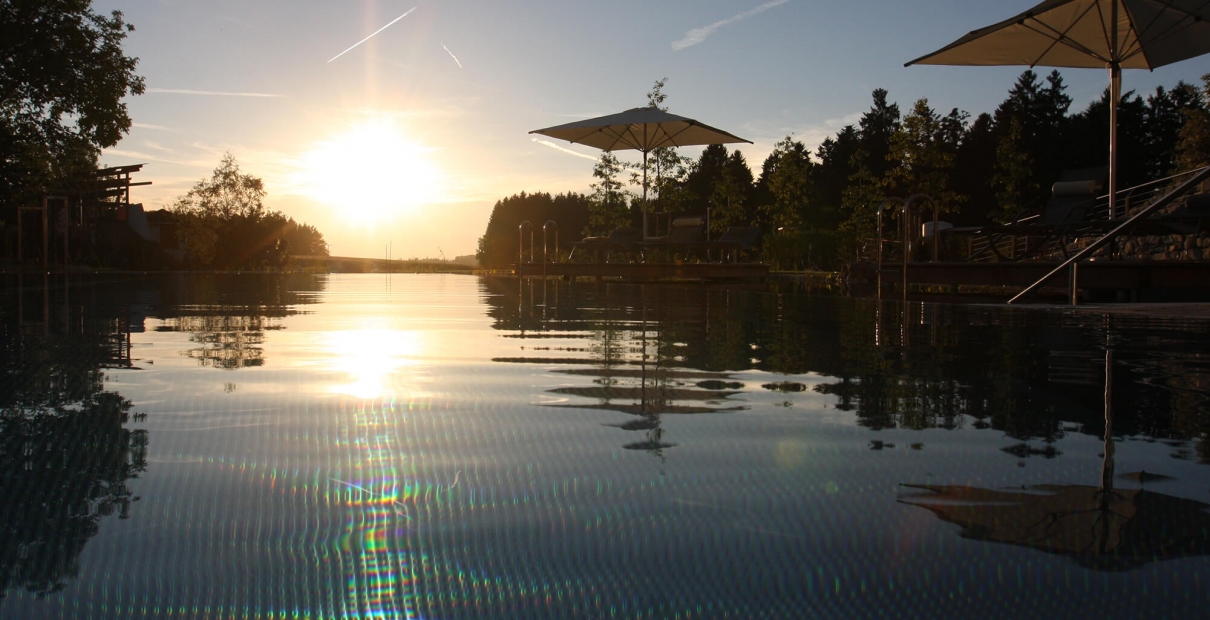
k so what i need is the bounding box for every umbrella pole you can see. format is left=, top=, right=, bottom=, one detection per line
left=1109, top=62, right=1121, bottom=220
left=642, top=150, right=649, bottom=239
left=1108, top=1, right=1120, bottom=222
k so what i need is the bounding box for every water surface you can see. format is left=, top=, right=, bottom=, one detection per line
left=2, top=273, right=1208, bottom=619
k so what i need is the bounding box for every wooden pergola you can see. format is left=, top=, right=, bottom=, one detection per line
left=18, top=164, right=151, bottom=267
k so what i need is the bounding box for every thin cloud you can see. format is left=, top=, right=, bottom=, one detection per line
left=442, top=43, right=463, bottom=69
left=133, top=122, right=172, bottom=131
left=328, top=7, right=418, bottom=63
left=531, top=138, right=599, bottom=161
left=147, top=88, right=283, bottom=98
left=673, top=0, right=791, bottom=51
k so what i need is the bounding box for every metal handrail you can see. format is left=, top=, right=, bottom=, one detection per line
left=543, top=220, right=559, bottom=263
left=875, top=197, right=906, bottom=292
left=1007, top=165, right=1210, bottom=305
left=542, top=220, right=558, bottom=278
left=518, top=221, right=534, bottom=265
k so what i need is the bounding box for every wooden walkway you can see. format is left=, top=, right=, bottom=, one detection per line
left=515, top=261, right=769, bottom=281
left=881, top=261, right=1210, bottom=291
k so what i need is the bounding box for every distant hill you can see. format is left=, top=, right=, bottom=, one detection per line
left=451, top=254, right=478, bottom=267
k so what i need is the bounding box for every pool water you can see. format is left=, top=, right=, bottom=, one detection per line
left=1, top=273, right=1208, bottom=619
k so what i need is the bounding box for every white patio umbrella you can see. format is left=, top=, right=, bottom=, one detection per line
left=531, top=107, right=751, bottom=238
left=906, top=0, right=1210, bottom=219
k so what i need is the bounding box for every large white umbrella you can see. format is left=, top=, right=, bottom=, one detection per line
left=906, top=0, right=1210, bottom=219
left=531, top=107, right=750, bottom=238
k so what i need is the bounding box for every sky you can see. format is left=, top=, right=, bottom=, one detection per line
left=93, top=0, right=1210, bottom=259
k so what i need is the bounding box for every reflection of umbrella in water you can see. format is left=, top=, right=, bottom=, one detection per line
left=901, top=347, right=1210, bottom=571
left=899, top=482, right=1210, bottom=571
left=906, top=0, right=1210, bottom=219
left=531, top=107, right=750, bottom=238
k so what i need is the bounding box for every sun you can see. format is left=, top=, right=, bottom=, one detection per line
left=294, top=117, right=445, bottom=224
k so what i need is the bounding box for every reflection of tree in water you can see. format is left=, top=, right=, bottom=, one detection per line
left=153, top=273, right=324, bottom=370
left=0, top=275, right=150, bottom=599
left=483, top=277, right=1210, bottom=462
left=0, top=392, right=146, bottom=598
left=164, top=314, right=280, bottom=369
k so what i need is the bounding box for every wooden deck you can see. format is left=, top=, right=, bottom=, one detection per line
left=878, top=260, right=1210, bottom=293
left=514, top=261, right=769, bottom=281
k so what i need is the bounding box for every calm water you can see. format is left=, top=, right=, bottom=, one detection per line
left=1, top=273, right=1209, bottom=619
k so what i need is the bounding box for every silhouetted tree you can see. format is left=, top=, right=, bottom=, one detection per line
left=170, top=154, right=327, bottom=269
left=476, top=191, right=591, bottom=268
left=0, top=0, right=145, bottom=217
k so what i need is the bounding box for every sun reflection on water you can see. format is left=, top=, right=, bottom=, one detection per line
left=327, top=328, right=424, bottom=399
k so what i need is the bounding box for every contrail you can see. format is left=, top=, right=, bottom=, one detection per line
left=328, top=7, right=418, bottom=63
left=672, top=0, right=790, bottom=51
left=441, top=43, right=463, bottom=68
left=531, top=137, right=598, bottom=161
left=147, top=88, right=283, bottom=97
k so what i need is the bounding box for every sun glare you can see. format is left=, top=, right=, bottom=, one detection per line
left=326, top=328, right=425, bottom=399
left=294, top=117, right=445, bottom=225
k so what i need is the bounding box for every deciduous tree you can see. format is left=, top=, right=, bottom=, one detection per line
left=0, top=0, right=144, bottom=213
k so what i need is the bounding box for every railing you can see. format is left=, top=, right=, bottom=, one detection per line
left=543, top=220, right=559, bottom=263
left=518, top=221, right=534, bottom=265
left=874, top=194, right=936, bottom=293
left=542, top=220, right=558, bottom=278
left=965, top=167, right=1209, bottom=263
left=1008, top=165, right=1210, bottom=305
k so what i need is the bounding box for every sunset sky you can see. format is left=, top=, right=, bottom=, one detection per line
left=94, top=0, right=1210, bottom=259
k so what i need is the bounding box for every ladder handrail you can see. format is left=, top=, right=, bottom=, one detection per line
left=518, top=221, right=534, bottom=265
left=1007, top=165, right=1210, bottom=304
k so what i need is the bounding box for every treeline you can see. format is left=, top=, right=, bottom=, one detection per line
left=171, top=154, right=329, bottom=270
left=477, top=192, right=591, bottom=268
left=478, top=71, right=1210, bottom=269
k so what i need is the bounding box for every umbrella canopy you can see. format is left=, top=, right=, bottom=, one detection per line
left=531, top=107, right=750, bottom=237
left=906, top=0, right=1210, bottom=219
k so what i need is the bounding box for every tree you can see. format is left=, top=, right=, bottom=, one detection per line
left=991, top=71, right=1070, bottom=216
left=948, top=113, right=998, bottom=226
left=476, top=191, right=592, bottom=268
left=837, top=150, right=888, bottom=259
left=586, top=152, right=630, bottom=235
left=0, top=0, right=145, bottom=213
left=1175, top=74, right=1210, bottom=173
left=884, top=99, right=963, bottom=213
left=1142, top=82, right=1205, bottom=179
left=709, top=151, right=755, bottom=232
left=171, top=154, right=327, bottom=269
left=630, top=78, right=692, bottom=220
left=992, top=118, right=1038, bottom=223
left=760, top=137, right=814, bottom=230
left=857, top=89, right=901, bottom=182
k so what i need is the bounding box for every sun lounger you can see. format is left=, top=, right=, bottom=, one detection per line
left=639, top=216, right=706, bottom=260
left=968, top=167, right=1109, bottom=260
left=568, top=227, right=642, bottom=262
left=703, top=226, right=761, bottom=263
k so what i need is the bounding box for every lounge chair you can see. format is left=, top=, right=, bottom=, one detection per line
left=703, top=226, right=761, bottom=263
left=974, top=167, right=1109, bottom=260
left=640, top=216, right=706, bottom=260
left=568, top=227, right=642, bottom=262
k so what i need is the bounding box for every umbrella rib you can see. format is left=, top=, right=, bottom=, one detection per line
left=1122, top=0, right=1210, bottom=66
left=662, top=123, right=695, bottom=147
left=1116, top=0, right=1153, bottom=66
left=592, top=127, right=627, bottom=151
left=1024, top=7, right=1111, bottom=65
left=1021, top=21, right=1108, bottom=65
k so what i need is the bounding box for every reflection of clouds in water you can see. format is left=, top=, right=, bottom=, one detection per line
left=774, top=439, right=807, bottom=468
left=327, top=328, right=424, bottom=399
